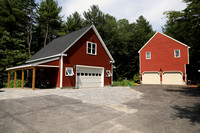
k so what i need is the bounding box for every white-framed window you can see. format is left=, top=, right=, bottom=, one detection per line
left=87, top=41, right=97, bottom=55
left=65, top=67, right=74, bottom=76
left=174, top=49, right=180, bottom=58
left=106, top=70, right=112, bottom=77
left=146, top=52, right=151, bottom=59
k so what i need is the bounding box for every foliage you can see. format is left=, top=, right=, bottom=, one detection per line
left=133, top=73, right=140, bottom=83
left=36, top=0, right=62, bottom=47
left=163, top=0, right=200, bottom=81
left=113, top=80, right=137, bottom=86
left=3, top=79, right=27, bottom=88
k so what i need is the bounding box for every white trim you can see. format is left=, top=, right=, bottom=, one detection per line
left=26, top=54, right=61, bottom=63
left=111, top=65, right=114, bottom=85
left=6, top=64, right=32, bottom=70
left=76, top=65, right=104, bottom=69
left=146, top=52, right=151, bottom=59
left=37, top=65, right=59, bottom=68
left=162, top=71, right=183, bottom=75
left=60, top=55, right=63, bottom=88
left=174, top=49, right=180, bottom=58
left=86, top=41, right=97, bottom=55
left=142, top=71, right=160, bottom=75
left=76, top=64, right=104, bottom=88
left=138, top=31, right=190, bottom=53
left=65, top=67, right=74, bottom=76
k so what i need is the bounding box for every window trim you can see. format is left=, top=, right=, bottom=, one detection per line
left=87, top=41, right=97, bottom=55
left=174, top=49, right=180, bottom=58
left=65, top=67, right=74, bottom=76
left=146, top=52, right=151, bottom=59
left=106, top=70, right=112, bottom=77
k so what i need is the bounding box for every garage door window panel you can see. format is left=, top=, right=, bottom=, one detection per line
left=65, top=67, right=74, bottom=76
left=87, top=42, right=97, bottom=55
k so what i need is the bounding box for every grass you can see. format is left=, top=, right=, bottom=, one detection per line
left=113, top=80, right=138, bottom=87
left=3, top=79, right=27, bottom=88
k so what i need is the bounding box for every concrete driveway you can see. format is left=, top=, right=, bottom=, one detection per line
left=0, top=86, right=200, bottom=133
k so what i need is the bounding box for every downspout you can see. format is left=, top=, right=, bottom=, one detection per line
left=60, top=54, right=63, bottom=89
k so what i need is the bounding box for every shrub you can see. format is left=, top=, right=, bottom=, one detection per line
left=113, top=80, right=136, bottom=86
left=3, top=79, right=26, bottom=88
left=133, top=73, right=140, bottom=83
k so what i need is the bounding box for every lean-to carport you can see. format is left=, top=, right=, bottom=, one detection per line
left=6, top=64, right=59, bottom=90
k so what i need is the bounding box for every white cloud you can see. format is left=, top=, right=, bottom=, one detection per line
left=58, top=0, right=187, bottom=31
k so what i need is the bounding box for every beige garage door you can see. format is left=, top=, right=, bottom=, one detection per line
left=76, top=66, right=103, bottom=88
left=162, top=72, right=183, bottom=85
left=142, top=72, right=160, bottom=84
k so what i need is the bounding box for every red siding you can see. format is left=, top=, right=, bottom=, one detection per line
left=140, top=32, right=189, bottom=74
left=62, top=29, right=112, bottom=87
left=41, top=59, right=59, bottom=66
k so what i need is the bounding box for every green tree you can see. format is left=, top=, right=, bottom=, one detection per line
left=65, top=11, right=84, bottom=33
left=36, top=0, right=62, bottom=47
left=0, top=0, right=31, bottom=85
left=163, top=0, right=200, bottom=82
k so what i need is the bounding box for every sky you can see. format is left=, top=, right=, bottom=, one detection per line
left=37, top=0, right=187, bottom=31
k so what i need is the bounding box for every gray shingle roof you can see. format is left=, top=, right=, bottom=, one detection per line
left=27, top=25, right=92, bottom=62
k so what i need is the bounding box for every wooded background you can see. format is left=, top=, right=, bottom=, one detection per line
left=0, top=0, right=199, bottom=86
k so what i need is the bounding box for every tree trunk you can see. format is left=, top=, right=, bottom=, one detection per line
left=27, top=11, right=33, bottom=57
left=44, top=22, right=49, bottom=47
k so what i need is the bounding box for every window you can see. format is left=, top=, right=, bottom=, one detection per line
left=65, top=67, right=74, bottom=76
left=174, top=49, right=180, bottom=58
left=87, top=42, right=97, bottom=55
left=106, top=70, right=112, bottom=77
left=146, top=52, right=151, bottom=59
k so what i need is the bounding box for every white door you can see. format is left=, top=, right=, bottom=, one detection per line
left=162, top=72, right=183, bottom=85
left=76, top=66, right=103, bottom=88
left=142, top=72, right=160, bottom=84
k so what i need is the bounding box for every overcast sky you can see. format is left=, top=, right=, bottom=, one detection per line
left=37, top=0, right=187, bottom=31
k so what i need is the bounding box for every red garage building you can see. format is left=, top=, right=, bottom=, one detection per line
left=138, top=32, right=190, bottom=85
left=7, top=25, right=114, bottom=89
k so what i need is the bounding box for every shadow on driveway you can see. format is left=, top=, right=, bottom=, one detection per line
left=164, top=86, right=200, bottom=124
left=171, top=103, right=200, bottom=124
left=165, top=86, right=200, bottom=97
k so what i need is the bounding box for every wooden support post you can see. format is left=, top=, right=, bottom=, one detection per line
left=32, top=67, right=36, bottom=90
left=22, top=70, right=24, bottom=88
left=14, top=71, right=17, bottom=88
left=8, top=71, right=10, bottom=88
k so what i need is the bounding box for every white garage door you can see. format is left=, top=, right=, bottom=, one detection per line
left=162, top=72, right=183, bottom=85
left=142, top=72, right=160, bottom=84
left=76, top=66, right=103, bottom=88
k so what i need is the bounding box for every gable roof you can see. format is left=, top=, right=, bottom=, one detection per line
left=138, top=31, right=190, bottom=53
left=27, top=25, right=114, bottom=63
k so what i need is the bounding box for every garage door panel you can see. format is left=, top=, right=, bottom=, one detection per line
left=77, top=67, right=103, bottom=88
left=142, top=72, right=160, bottom=84
left=162, top=72, right=183, bottom=85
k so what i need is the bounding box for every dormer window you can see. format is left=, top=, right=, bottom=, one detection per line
left=146, top=52, right=151, bottom=59
left=87, top=42, right=97, bottom=55
left=174, top=49, right=180, bottom=58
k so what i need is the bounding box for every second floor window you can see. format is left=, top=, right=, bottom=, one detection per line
left=87, top=42, right=97, bottom=55
left=146, top=52, right=151, bottom=59
left=174, top=49, right=180, bottom=58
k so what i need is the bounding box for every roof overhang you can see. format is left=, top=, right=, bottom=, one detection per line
left=6, top=57, right=59, bottom=71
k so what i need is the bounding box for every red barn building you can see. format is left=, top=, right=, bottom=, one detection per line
left=7, top=25, right=114, bottom=89
left=138, top=32, right=190, bottom=85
